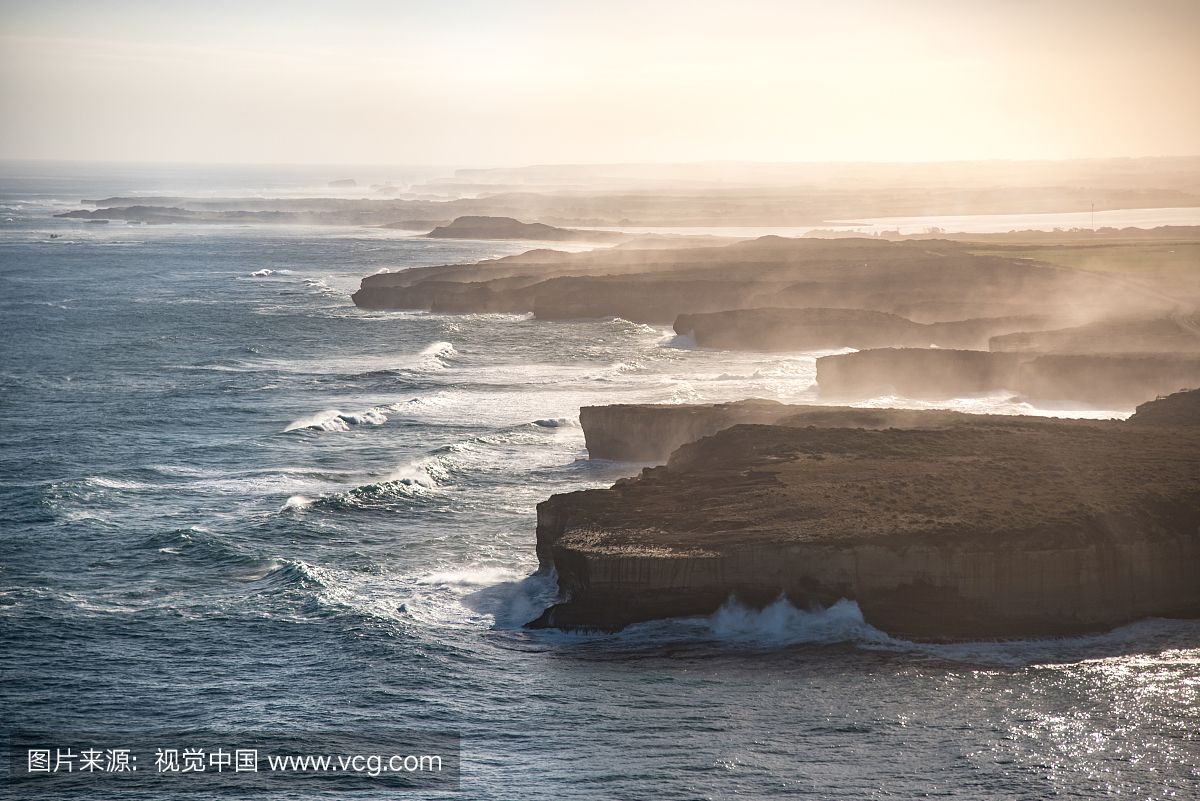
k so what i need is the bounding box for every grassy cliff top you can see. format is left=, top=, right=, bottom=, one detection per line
left=545, top=400, right=1200, bottom=555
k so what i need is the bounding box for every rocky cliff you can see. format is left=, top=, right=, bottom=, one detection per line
left=674, top=307, right=1051, bottom=351
left=990, top=318, right=1200, bottom=354
left=530, top=395, right=1200, bottom=640
left=815, top=349, right=1032, bottom=396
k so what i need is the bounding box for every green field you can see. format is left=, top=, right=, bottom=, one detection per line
left=970, top=242, right=1200, bottom=280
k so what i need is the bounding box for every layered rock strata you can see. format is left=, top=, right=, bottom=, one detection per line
left=530, top=393, right=1200, bottom=639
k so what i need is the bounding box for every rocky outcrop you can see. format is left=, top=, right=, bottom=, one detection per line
left=422, top=216, right=628, bottom=243
left=674, top=307, right=1051, bottom=351
left=529, top=395, right=1200, bottom=639
left=816, top=349, right=1031, bottom=396
left=1128, top=387, right=1200, bottom=427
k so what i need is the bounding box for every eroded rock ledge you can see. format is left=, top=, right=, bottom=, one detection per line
left=530, top=391, right=1200, bottom=640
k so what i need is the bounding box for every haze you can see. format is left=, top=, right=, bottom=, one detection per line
left=1, top=0, right=1198, bottom=165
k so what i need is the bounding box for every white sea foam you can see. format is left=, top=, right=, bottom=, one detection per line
left=416, top=567, right=562, bottom=630
left=714, top=369, right=764, bottom=381
left=383, top=457, right=448, bottom=487
left=279, top=495, right=312, bottom=512
left=707, top=595, right=897, bottom=646
left=249, top=268, right=293, bottom=276
left=419, top=567, right=521, bottom=587
left=657, top=331, right=713, bottom=350
left=398, top=341, right=457, bottom=373
left=421, top=341, right=456, bottom=358
left=88, top=476, right=151, bottom=490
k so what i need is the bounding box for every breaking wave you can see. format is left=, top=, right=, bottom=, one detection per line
left=284, top=408, right=389, bottom=432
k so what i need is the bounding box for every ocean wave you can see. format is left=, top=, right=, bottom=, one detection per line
left=532, top=417, right=576, bottom=428
left=253, top=559, right=330, bottom=591
left=284, top=407, right=389, bottom=432
left=311, top=458, right=450, bottom=510
left=249, top=268, right=293, bottom=277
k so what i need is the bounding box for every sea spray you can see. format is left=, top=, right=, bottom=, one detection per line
left=708, top=595, right=895, bottom=646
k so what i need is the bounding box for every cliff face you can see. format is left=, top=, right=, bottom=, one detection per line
left=531, top=402, right=1200, bottom=640
left=816, top=349, right=1031, bottom=396
left=674, top=307, right=1051, bottom=351
left=814, top=349, right=1200, bottom=407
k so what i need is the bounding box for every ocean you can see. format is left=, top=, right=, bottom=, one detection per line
left=2, top=162, right=1198, bottom=799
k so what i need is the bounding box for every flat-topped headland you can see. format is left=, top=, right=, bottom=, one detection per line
left=421, top=216, right=628, bottom=243
left=673, top=307, right=1050, bottom=351
left=990, top=318, right=1200, bottom=354
left=530, top=391, right=1200, bottom=640
left=351, top=236, right=1158, bottom=324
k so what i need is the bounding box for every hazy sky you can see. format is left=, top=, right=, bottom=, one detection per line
left=1, top=0, right=1197, bottom=165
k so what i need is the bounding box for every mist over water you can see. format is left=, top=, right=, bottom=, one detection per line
left=1, top=168, right=1196, bottom=799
